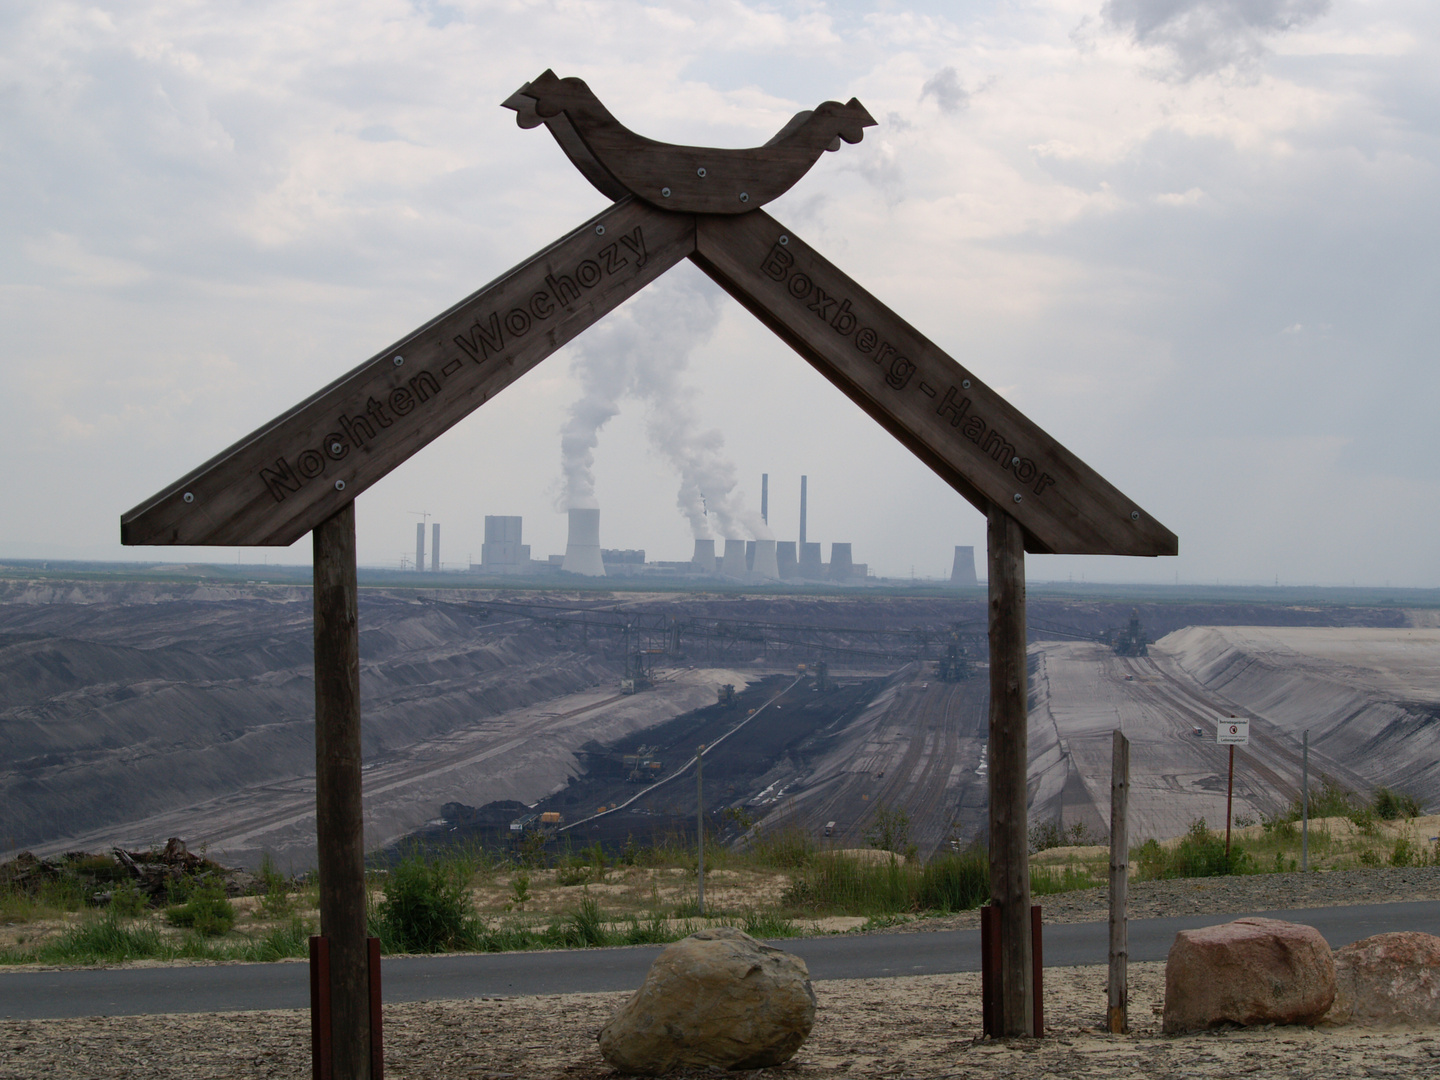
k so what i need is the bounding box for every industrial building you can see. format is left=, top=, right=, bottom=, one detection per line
left=433, top=476, right=973, bottom=584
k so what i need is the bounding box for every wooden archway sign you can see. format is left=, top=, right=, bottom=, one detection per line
left=123, top=71, right=1175, bottom=1072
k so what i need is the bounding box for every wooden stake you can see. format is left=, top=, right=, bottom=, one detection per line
left=313, top=501, right=371, bottom=1080
left=986, top=504, right=1032, bottom=1037
left=1225, top=744, right=1235, bottom=870
left=1108, top=730, right=1130, bottom=1034
left=696, top=744, right=705, bottom=917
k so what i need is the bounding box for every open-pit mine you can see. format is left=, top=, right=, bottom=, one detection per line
left=1, top=573, right=1436, bottom=870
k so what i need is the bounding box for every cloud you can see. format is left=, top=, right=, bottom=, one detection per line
left=1102, top=0, right=1332, bottom=77
left=919, top=66, right=968, bottom=113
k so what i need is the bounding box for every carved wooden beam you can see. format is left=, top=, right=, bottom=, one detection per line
left=504, top=69, right=875, bottom=214
left=120, top=199, right=695, bottom=547
left=690, top=209, right=1178, bottom=557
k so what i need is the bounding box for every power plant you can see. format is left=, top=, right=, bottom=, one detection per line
left=406, top=474, right=975, bottom=584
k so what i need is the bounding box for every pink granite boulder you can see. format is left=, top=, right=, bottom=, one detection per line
left=1327, top=931, right=1440, bottom=1027
left=1163, top=917, right=1336, bottom=1034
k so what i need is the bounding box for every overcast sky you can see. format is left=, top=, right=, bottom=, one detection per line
left=3, top=0, right=1437, bottom=585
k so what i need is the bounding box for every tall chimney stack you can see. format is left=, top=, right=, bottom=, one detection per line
left=799, top=475, right=807, bottom=545
left=561, top=508, right=606, bottom=577
left=761, top=474, right=768, bottom=525
left=415, top=523, right=425, bottom=572
left=431, top=523, right=441, bottom=572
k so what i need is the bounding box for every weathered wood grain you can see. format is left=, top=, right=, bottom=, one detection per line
left=312, top=502, right=370, bottom=1079
left=121, top=199, right=695, bottom=547
left=1109, top=729, right=1130, bottom=1034
left=987, top=506, right=1033, bottom=1037
left=506, top=70, right=875, bottom=214
left=691, top=210, right=1177, bottom=556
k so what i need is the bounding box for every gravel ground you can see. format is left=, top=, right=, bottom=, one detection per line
left=3, top=868, right=1438, bottom=1080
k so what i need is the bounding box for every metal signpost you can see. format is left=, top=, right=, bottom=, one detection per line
left=1217, top=718, right=1250, bottom=868
left=121, top=69, right=1177, bottom=1061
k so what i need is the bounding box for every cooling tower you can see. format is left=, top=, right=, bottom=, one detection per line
left=561, top=508, right=606, bottom=577
left=745, top=540, right=756, bottom=572
left=720, top=538, right=748, bottom=577
left=776, top=541, right=798, bottom=578
left=751, top=539, right=780, bottom=580
left=950, top=545, right=978, bottom=588
left=691, top=538, right=717, bottom=574
left=797, top=542, right=823, bottom=578
left=829, top=543, right=854, bottom=580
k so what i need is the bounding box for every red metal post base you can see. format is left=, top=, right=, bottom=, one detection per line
left=980, top=905, right=1043, bottom=1038
left=311, top=936, right=383, bottom=1080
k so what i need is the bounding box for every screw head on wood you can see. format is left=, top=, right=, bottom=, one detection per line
left=738, top=192, right=750, bottom=203
left=393, top=356, right=404, bottom=367
left=696, top=167, right=707, bottom=178
left=183, top=492, right=194, bottom=503
left=661, top=187, right=672, bottom=198
left=1013, top=493, right=1023, bottom=503
left=335, top=480, right=346, bottom=491
left=595, top=224, right=605, bottom=235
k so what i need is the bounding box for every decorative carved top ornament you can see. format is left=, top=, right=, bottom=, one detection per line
left=503, top=69, right=875, bottom=213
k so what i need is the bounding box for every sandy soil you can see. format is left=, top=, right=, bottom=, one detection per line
left=7, top=960, right=1440, bottom=1079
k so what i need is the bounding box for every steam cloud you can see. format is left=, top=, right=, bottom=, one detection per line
left=556, top=273, right=771, bottom=541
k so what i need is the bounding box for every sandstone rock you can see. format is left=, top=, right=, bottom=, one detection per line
left=1163, top=917, right=1335, bottom=1033
left=598, top=927, right=816, bottom=1075
left=1327, top=931, right=1440, bottom=1027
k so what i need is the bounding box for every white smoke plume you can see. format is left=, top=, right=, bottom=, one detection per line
left=556, top=272, right=771, bottom=540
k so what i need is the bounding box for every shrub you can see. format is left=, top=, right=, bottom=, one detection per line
left=108, top=880, right=147, bottom=918
left=257, top=852, right=293, bottom=918
left=166, top=885, right=236, bottom=936
left=1134, top=819, right=1252, bottom=880
left=866, top=806, right=918, bottom=861
left=373, top=854, right=476, bottom=953
left=1373, top=787, right=1422, bottom=821
left=1390, top=837, right=1416, bottom=867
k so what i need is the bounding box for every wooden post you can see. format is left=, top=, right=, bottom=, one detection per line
left=1301, top=729, right=1309, bottom=872
left=1225, top=743, right=1235, bottom=870
left=987, top=504, right=1032, bottom=1037
left=313, top=501, right=371, bottom=1080
left=696, top=745, right=705, bottom=917
left=1108, top=730, right=1130, bottom=1034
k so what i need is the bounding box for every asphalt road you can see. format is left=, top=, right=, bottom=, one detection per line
left=3, top=900, right=1436, bottom=1021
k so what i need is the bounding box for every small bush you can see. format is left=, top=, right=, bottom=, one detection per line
left=108, top=880, right=147, bottom=918
left=1031, top=864, right=1102, bottom=896
left=257, top=852, right=293, bottom=918
left=1373, top=787, right=1422, bottom=821
left=1390, top=838, right=1416, bottom=867
left=1134, top=820, right=1252, bottom=880
left=866, top=806, right=918, bottom=861
left=166, top=886, right=236, bottom=936
left=373, top=853, right=476, bottom=953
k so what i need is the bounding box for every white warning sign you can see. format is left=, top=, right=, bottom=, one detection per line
left=1217, top=719, right=1250, bottom=746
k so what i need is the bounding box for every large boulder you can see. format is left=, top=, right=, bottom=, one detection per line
left=1163, top=917, right=1335, bottom=1034
left=598, top=927, right=816, bottom=1075
left=1327, top=931, right=1440, bottom=1027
